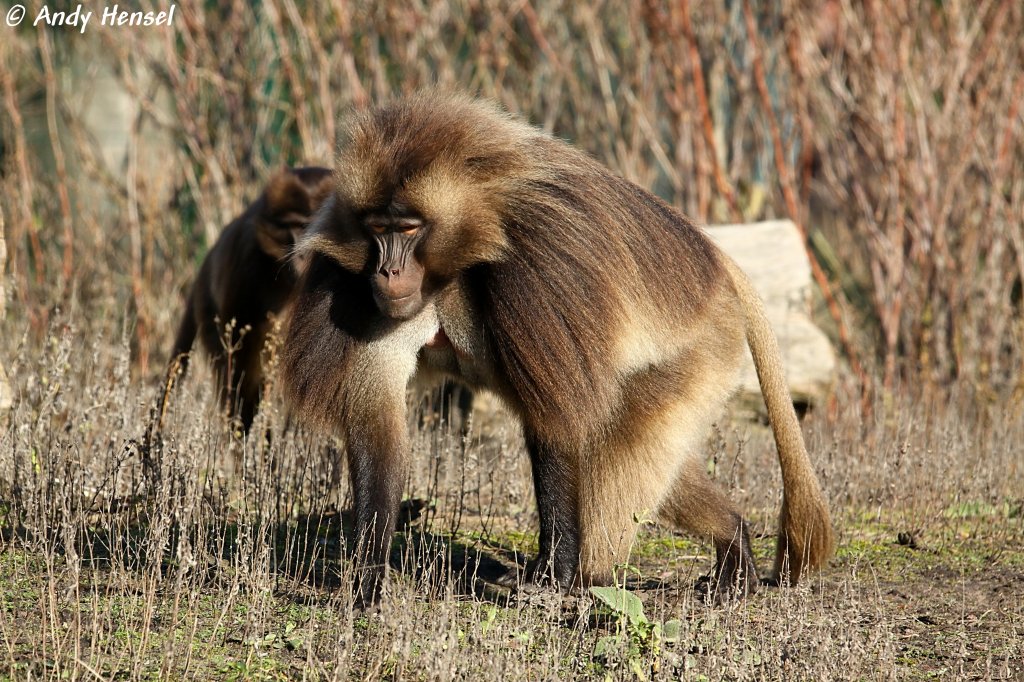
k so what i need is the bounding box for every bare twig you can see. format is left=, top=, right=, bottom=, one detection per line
left=36, top=28, right=75, bottom=297
left=679, top=0, right=743, bottom=222
left=0, top=43, right=45, bottom=293
left=742, top=0, right=869, bottom=398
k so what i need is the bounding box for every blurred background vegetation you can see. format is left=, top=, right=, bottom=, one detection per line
left=1, top=5, right=1022, bottom=677
left=2, top=0, right=1022, bottom=406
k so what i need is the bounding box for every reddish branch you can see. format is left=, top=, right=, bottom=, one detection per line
left=742, top=0, right=869, bottom=396
left=0, top=56, right=45, bottom=292
left=781, top=12, right=816, bottom=209
left=519, top=1, right=565, bottom=72
left=679, top=0, right=743, bottom=222
left=37, top=28, right=75, bottom=297
left=996, top=73, right=1024, bottom=174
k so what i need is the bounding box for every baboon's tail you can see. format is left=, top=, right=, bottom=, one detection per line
left=721, top=254, right=835, bottom=584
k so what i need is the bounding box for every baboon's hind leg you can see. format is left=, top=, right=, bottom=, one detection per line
left=659, top=458, right=759, bottom=602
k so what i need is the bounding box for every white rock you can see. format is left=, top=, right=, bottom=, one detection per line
left=706, top=220, right=837, bottom=411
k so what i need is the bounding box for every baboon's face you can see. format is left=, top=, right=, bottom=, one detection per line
left=362, top=207, right=428, bottom=320
left=258, top=167, right=334, bottom=263
left=256, top=216, right=307, bottom=262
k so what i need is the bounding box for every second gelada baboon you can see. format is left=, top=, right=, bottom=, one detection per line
left=171, top=166, right=333, bottom=433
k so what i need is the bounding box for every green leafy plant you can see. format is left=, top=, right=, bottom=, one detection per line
left=590, top=586, right=682, bottom=680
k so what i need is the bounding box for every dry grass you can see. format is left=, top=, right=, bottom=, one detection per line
left=1, top=316, right=1022, bottom=680
left=2, top=0, right=1023, bottom=679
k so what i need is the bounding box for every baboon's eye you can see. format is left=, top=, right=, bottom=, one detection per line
left=370, top=224, right=387, bottom=235
left=400, top=226, right=420, bottom=236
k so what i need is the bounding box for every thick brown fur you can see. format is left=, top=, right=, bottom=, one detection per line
left=283, top=93, right=834, bottom=603
left=171, top=166, right=333, bottom=433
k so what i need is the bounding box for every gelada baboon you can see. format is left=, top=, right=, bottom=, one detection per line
left=171, top=166, right=333, bottom=433
left=283, top=93, right=834, bottom=603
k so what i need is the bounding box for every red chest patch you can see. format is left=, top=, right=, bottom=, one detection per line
left=425, top=328, right=452, bottom=350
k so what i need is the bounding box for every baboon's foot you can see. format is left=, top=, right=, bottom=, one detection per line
left=352, top=566, right=386, bottom=611
left=494, top=555, right=578, bottom=594
left=697, top=521, right=760, bottom=604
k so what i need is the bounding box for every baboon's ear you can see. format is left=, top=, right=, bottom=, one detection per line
left=264, top=168, right=314, bottom=220
left=302, top=169, right=335, bottom=209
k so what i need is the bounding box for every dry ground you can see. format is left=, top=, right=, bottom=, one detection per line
left=1, top=319, right=1022, bottom=681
